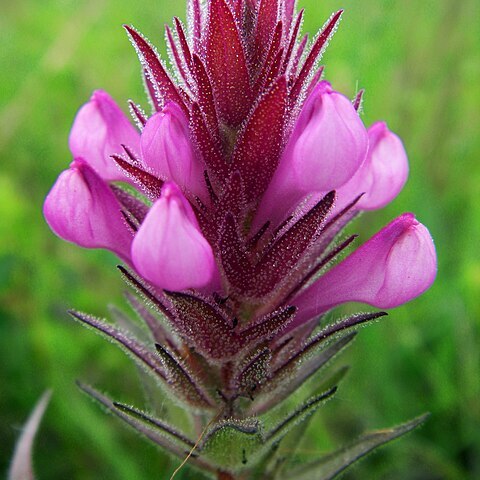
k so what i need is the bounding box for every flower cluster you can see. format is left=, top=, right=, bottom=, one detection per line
left=44, top=0, right=437, bottom=477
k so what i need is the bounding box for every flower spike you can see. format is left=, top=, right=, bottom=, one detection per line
left=44, top=0, right=437, bottom=476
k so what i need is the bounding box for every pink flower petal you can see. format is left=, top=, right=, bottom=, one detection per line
left=256, top=81, right=368, bottom=227
left=335, top=121, right=409, bottom=212
left=141, top=102, right=207, bottom=200
left=292, top=213, right=437, bottom=326
left=132, top=182, right=218, bottom=291
left=43, top=159, right=133, bottom=261
left=69, top=90, right=140, bottom=182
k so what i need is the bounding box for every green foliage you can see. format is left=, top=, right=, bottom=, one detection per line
left=280, top=414, right=430, bottom=480
left=1, top=0, right=479, bottom=478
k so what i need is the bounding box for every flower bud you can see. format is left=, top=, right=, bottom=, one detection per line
left=141, top=102, right=207, bottom=200
left=336, top=122, right=409, bottom=211
left=256, top=81, right=368, bottom=227
left=69, top=90, right=140, bottom=181
left=131, top=182, right=217, bottom=291
left=43, top=159, right=133, bottom=260
left=292, top=213, right=437, bottom=326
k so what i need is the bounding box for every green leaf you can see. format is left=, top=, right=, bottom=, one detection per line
left=77, top=382, right=189, bottom=460
left=264, top=387, right=337, bottom=447
left=280, top=413, right=430, bottom=480
left=112, top=402, right=195, bottom=450
left=200, top=417, right=264, bottom=472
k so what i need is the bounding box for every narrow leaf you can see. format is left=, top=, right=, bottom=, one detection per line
left=125, top=291, right=173, bottom=347
left=289, top=33, right=308, bottom=79
left=112, top=154, right=163, bottom=199
left=190, top=101, right=226, bottom=182
left=110, top=185, right=149, bottom=224
left=284, top=233, right=358, bottom=304
left=290, top=10, right=342, bottom=100
left=253, top=191, right=335, bottom=296
left=117, top=266, right=174, bottom=321
left=192, top=54, right=219, bottom=135
left=254, top=21, right=283, bottom=93
left=174, top=18, right=193, bottom=70
left=164, top=290, right=241, bottom=360
left=77, top=382, right=216, bottom=472
left=155, top=343, right=215, bottom=408
left=8, top=390, right=52, bottom=480
left=264, top=387, right=337, bottom=445
left=281, top=9, right=303, bottom=72
left=69, top=310, right=166, bottom=381
left=234, top=347, right=271, bottom=395
left=239, top=306, right=297, bottom=350
left=112, top=402, right=195, bottom=448
left=254, top=333, right=355, bottom=414
left=128, top=100, right=147, bottom=128
left=282, top=414, right=430, bottom=480
left=219, top=213, right=253, bottom=294
left=165, top=24, right=191, bottom=88
left=252, top=0, right=280, bottom=68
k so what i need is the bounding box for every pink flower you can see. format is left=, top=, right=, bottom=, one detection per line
left=140, top=102, right=207, bottom=200
left=69, top=90, right=140, bottom=181
left=292, top=213, right=437, bottom=327
left=43, top=159, right=133, bottom=261
left=131, top=182, right=218, bottom=291
left=256, top=81, right=368, bottom=227
left=335, top=121, right=409, bottom=212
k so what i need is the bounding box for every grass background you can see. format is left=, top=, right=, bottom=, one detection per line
left=1, top=0, right=479, bottom=478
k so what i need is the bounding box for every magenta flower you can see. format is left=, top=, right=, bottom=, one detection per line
left=140, top=102, right=208, bottom=200
left=132, top=182, right=218, bottom=291
left=291, top=213, right=437, bottom=329
left=45, top=0, right=438, bottom=477
left=335, top=121, right=410, bottom=212
left=44, top=159, right=132, bottom=261
left=69, top=90, right=140, bottom=182
left=256, top=81, right=368, bottom=226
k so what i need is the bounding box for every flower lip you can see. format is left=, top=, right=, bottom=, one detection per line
left=131, top=181, right=218, bottom=291
left=140, top=101, right=207, bottom=201
left=68, top=89, right=140, bottom=183
left=254, top=80, right=368, bottom=228
left=43, top=157, right=133, bottom=261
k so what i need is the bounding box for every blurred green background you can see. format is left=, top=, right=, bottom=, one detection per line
left=1, top=0, right=479, bottom=478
